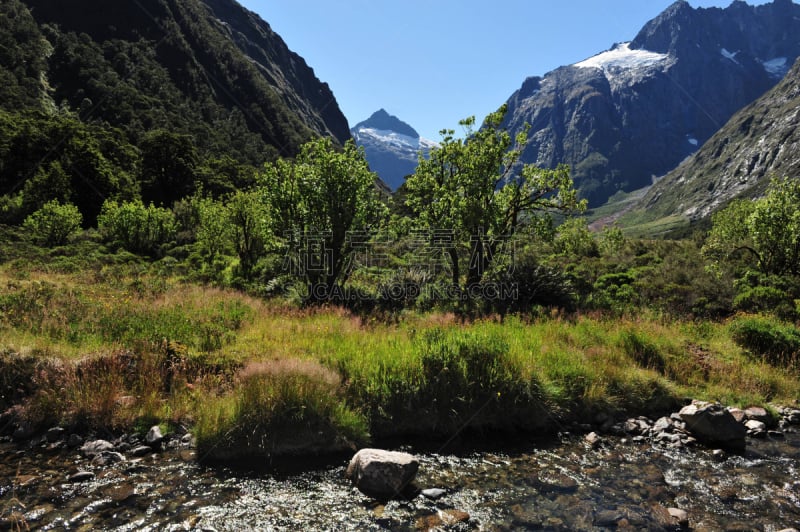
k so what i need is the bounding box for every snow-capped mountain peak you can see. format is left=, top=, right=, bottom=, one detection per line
left=351, top=110, right=437, bottom=191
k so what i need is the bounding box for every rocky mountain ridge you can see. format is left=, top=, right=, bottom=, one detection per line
left=635, top=55, right=800, bottom=221
left=500, top=0, right=800, bottom=206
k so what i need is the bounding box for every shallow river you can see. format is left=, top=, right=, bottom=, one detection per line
left=2, top=431, right=799, bottom=530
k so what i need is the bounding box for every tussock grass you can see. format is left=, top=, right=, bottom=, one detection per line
left=195, top=358, right=369, bottom=461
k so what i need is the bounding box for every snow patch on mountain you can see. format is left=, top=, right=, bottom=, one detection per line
left=721, top=48, right=740, bottom=64
left=575, top=42, right=669, bottom=71
left=574, top=42, right=672, bottom=87
left=762, top=57, right=789, bottom=78
left=353, top=128, right=436, bottom=152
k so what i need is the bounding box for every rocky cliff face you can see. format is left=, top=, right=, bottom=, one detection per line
left=200, top=0, right=351, bottom=145
left=637, top=56, right=800, bottom=221
left=351, top=110, right=436, bottom=191
left=501, top=0, right=800, bottom=206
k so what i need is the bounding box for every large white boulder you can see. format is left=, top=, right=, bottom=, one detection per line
left=345, top=448, right=419, bottom=501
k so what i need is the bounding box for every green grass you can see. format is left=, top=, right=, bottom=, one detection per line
left=2, top=259, right=799, bottom=458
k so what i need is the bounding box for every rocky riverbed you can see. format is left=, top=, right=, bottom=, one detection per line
left=2, top=405, right=800, bottom=530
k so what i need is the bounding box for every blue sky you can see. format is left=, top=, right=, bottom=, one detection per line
left=239, top=1, right=773, bottom=140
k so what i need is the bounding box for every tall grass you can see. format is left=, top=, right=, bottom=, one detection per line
left=3, top=262, right=800, bottom=457
left=195, top=359, right=369, bottom=460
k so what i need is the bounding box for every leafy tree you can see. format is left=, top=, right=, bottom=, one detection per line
left=403, top=105, right=586, bottom=293
left=195, top=196, right=233, bottom=263
left=259, top=138, right=384, bottom=298
left=22, top=199, right=82, bottom=246
left=97, top=199, right=177, bottom=256
left=703, top=178, right=800, bottom=277
left=226, top=190, right=269, bottom=279
left=554, top=217, right=599, bottom=257
left=598, top=225, right=626, bottom=256
left=140, top=130, right=200, bottom=207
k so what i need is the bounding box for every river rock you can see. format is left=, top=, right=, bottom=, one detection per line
left=679, top=401, right=746, bottom=451
left=80, top=439, right=115, bottom=457
left=416, top=509, right=470, bottom=530
left=68, top=471, right=95, bottom=483
left=727, top=407, right=746, bottom=423
left=745, top=419, right=767, bottom=434
left=624, top=418, right=650, bottom=435
left=668, top=507, right=689, bottom=527
left=528, top=470, right=579, bottom=494
left=45, top=427, right=66, bottom=443
left=652, top=417, right=672, bottom=433
left=67, top=434, right=83, bottom=448
left=130, top=445, right=153, bottom=457
left=585, top=432, right=602, bottom=448
left=145, top=425, right=164, bottom=448
left=92, top=451, right=126, bottom=466
left=594, top=509, right=623, bottom=527
left=744, top=406, right=770, bottom=424
left=345, top=448, right=419, bottom=501
left=421, top=488, right=446, bottom=500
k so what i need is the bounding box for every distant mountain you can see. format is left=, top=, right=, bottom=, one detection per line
left=352, top=109, right=436, bottom=191
left=500, top=0, right=800, bottom=206
left=634, top=56, right=800, bottom=222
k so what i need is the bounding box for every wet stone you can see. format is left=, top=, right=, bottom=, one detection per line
left=103, top=482, right=136, bottom=503
left=416, top=509, right=470, bottom=530
left=585, top=432, right=602, bottom=448
left=594, top=509, right=623, bottom=527
left=80, top=440, right=114, bottom=457
left=130, top=445, right=153, bottom=457
left=668, top=507, right=689, bottom=527
left=145, top=426, right=164, bottom=448
left=92, top=451, right=126, bottom=466
left=420, top=488, right=446, bottom=500
left=45, top=427, right=66, bottom=443
left=68, top=471, right=95, bottom=483
left=527, top=470, right=579, bottom=494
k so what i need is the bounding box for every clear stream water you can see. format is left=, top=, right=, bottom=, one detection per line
left=2, top=431, right=799, bottom=531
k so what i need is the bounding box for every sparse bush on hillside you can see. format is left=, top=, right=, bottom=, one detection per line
left=730, top=315, right=800, bottom=368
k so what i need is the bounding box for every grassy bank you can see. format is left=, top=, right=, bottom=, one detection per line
left=1, top=260, right=798, bottom=460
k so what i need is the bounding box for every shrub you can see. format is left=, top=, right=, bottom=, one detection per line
left=97, top=200, right=177, bottom=256
left=22, top=200, right=83, bottom=246
left=730, top=315, right=800, bottom=368
left=405, top=328, right=545, bottom=435
left=591, top=272, right=638, bottom=312
left=489, top=251, right=576, bottom=314
left=195, top=359, right=368, bottom=460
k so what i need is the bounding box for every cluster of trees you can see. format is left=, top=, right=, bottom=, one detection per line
left=13, top=101, right=800, bottom=321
